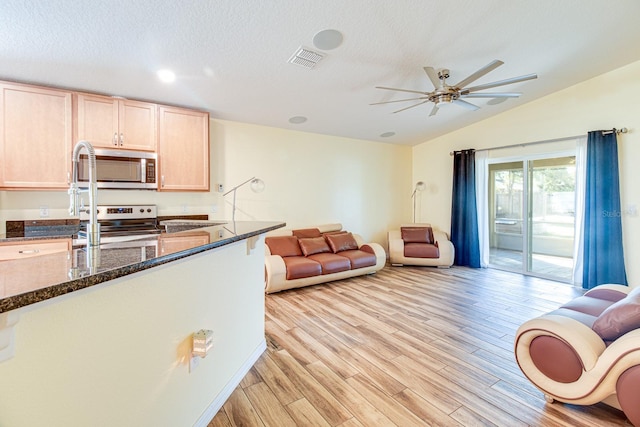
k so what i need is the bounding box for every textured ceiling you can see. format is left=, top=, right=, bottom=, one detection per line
left=2, top=0, right=640, bottom=145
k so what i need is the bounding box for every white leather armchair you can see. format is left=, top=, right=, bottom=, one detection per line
left=388, top=223, right=454, bottom=267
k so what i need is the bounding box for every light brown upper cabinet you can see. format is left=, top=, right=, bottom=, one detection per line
left=0, top=82, right=73, bottom=189
left=158, top=106, right=210, bottom=192
left=74, top=93, right=157, bottom=151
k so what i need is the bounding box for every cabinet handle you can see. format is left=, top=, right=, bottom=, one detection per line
left=161, top=175, right=165, bottom=188
left=18, top=249, right=40, bottom=254
left=113, top=132, right=118, bottom=146
left=119, top=133, right=124, bottom=146
left=67, top=171, right=70, bottom=184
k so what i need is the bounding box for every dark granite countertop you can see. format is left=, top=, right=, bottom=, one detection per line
left=160, top=219, right=228, bottom=233
left=0, top=221, right=285, bottom=313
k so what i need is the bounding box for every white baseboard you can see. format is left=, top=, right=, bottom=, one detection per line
left=193, top=338, right=267, bottom=427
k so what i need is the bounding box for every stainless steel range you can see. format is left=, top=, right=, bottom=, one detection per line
left=77, top=204, right=161, bottom=243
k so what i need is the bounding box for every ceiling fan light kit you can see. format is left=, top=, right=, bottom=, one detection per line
left=372, top=60, right=537, bottom=116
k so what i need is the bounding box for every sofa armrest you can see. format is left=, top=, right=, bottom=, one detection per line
left=264, top=254, right=287, bottom=293
left=433, top=230, right=455, bottom=266
left=360, top=242, right=387, bottom=266
left=388, top=230, right=404, bottom=262
left=516, top=314, right=606, bottom=373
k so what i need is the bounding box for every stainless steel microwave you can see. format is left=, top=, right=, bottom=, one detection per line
left=78, top=148, right=157, bottom=190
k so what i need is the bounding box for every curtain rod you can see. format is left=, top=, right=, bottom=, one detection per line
left=449, top=127, right=628, bottom=156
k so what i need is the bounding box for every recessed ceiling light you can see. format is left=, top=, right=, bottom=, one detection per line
left=313, top=29, right=344, bottom=51
left=487, top=97, right=508, bottom=105
left=289, top=116, right=308, bottom=124
left=157, top=69, right=176, bottom=83
left=380, top=132, right=396, bottom=138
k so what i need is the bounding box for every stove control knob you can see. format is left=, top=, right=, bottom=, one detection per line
left=96, top=209, right=100, bottom=215
left=147, top=208, right=152, bottom=213
left=140, top=209, right=145, bottom=213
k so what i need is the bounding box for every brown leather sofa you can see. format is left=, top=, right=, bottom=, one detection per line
left=515, top=284, right=640, bottom=426
left=388, top=223, right=454, bottom=267
left=264, top=224, right=385, bottom=293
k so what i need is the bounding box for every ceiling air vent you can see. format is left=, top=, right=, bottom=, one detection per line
left=288, top=46, right=325, bottom=69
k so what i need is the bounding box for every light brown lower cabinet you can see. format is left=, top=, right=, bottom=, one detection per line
left=0, top=239, right=72, bottom=298
left=159, top=232, right=210, bottom=255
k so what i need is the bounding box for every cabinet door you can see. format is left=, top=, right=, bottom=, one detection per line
left=74, top=93, right=120, bottom=148
left=119, top=99, right=157, bottom=151
left=159, top=233, right=210, bottom=255
left=158, top=106, right=209, bottom=191
left=0, top=83, right=72, bottom=189
left=75, top=94, right=157, bottom=151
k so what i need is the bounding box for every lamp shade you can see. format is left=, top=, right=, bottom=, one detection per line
left=250, top=178, right=265, bottom=193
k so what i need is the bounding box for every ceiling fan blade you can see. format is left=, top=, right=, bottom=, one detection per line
left=370, top=96, right=428, bottom=106
left=423, top=67, right=441, bottom=89
left=453, top=60, right=503, bottom=89
left=393, top=100, right=430, bottom=114
left=375, top=86, right=429, bottom=95
left=462, top=73, right=538, bottom=93
left=452, top=99, right=480, bottom=111
left=460, top=92, right=521, bottom=99
left=429, top=104, right=439, bottom=116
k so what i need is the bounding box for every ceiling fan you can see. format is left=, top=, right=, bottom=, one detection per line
left=371, top=60, right=537, bottom=116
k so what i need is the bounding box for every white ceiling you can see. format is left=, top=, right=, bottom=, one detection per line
left=2, top=0, right=640, bottom=146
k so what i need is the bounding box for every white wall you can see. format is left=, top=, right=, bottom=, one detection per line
left=212, top=120, right=412, bottom=244
left=0, top=120, right=411, bottom=247
left=0, top=237, right=266, bottom=427
left=413, top=59, right=640, bottom=284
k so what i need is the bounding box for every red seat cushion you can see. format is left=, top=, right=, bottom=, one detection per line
left=337, top=249, right=376, bottom=269
left=282, top=256, right=322, bottom=280
left=308, top=253, right=351, bottom=274
left=404, top=243, right=440, bottom=258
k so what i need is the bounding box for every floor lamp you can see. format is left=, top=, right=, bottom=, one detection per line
left=412, top=181, right=426, bottom=222
left=223, top=177, right=265, bottom=222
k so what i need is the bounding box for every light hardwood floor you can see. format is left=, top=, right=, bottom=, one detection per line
left=209, top=265, right=630, bottom=426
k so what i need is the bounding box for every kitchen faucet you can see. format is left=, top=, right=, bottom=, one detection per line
left=69, top=140, right=100, bottom=246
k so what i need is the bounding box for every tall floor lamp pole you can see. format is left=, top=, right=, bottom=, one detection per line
left=411, top=181, right=426, bottom=223
left=223, top=177, right=265, bottom=222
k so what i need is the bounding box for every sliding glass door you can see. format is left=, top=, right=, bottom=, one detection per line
left=489, top=155, right=576, bottom=282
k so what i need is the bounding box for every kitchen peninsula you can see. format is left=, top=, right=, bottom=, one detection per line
left=0, top=221, right=284, bottom=427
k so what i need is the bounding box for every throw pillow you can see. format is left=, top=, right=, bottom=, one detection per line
left=299, top=237, right=332, bottom=256
left=265, top=236, right=303, bottom=257
left=401, top=227, right=433, bottom=244
left=592, top=287, right=640, bottom=340
left=325, top=232, right=358, bottom=253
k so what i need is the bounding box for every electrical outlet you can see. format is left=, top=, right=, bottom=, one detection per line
left=211, top=204, right=218, bottom=213
left=218, top=183, right=224, bottom=193
left=189, top=355, right=201, bottom=373
left=181, top=205, right=188, bottom=213
left=39, top=206, right=49, bottom=218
